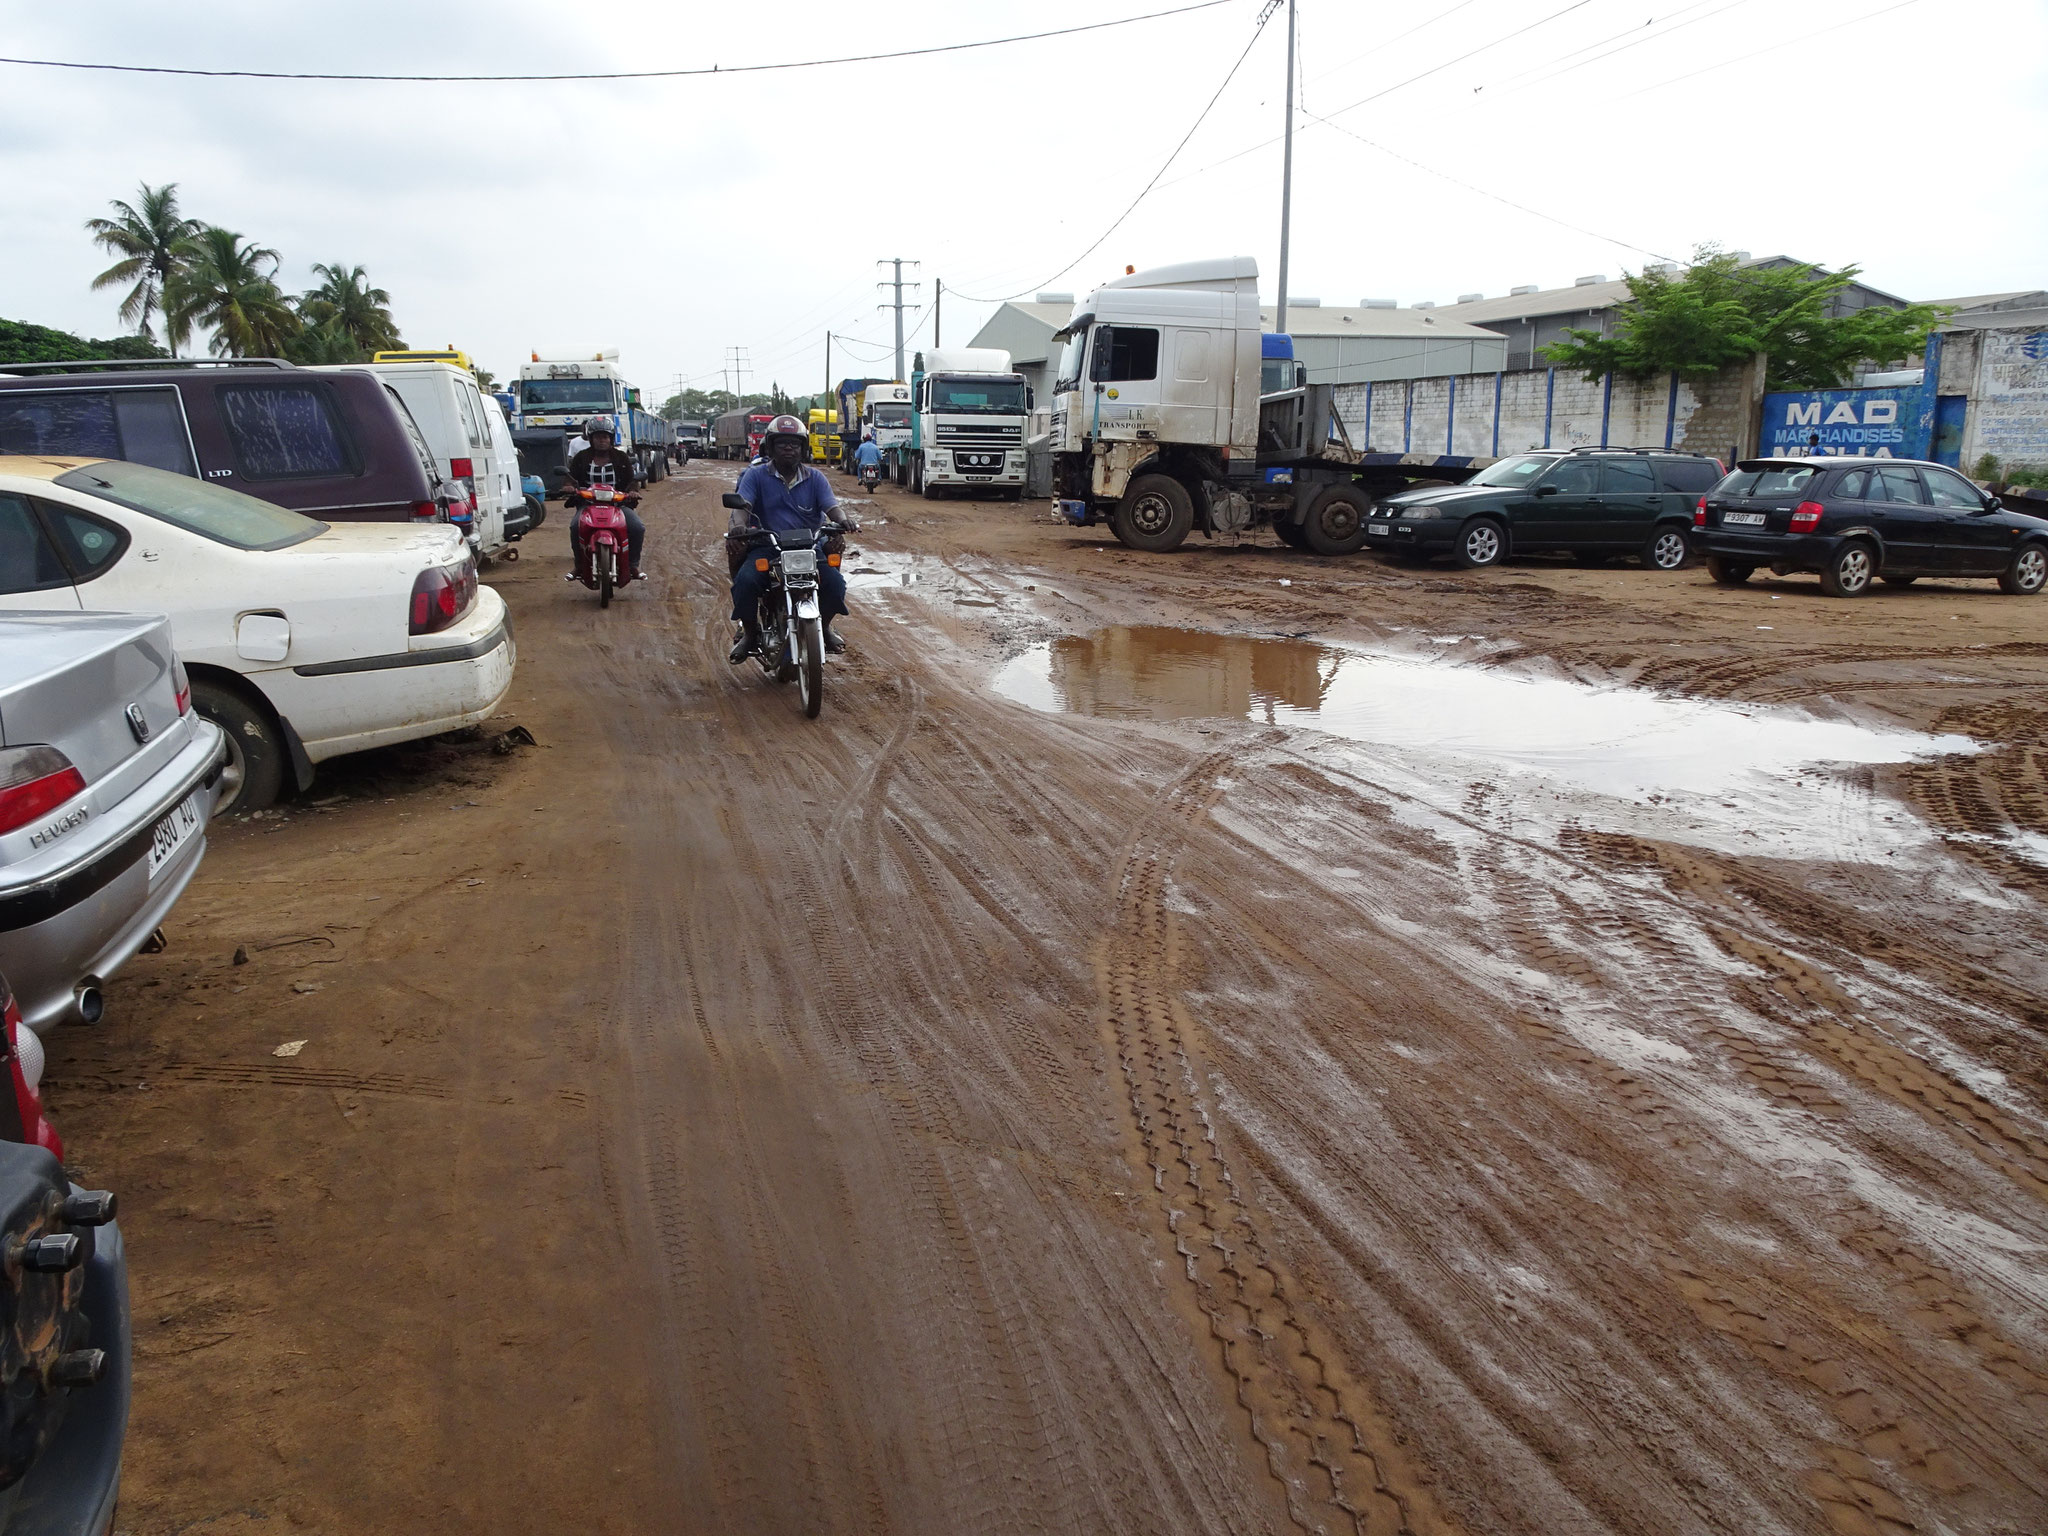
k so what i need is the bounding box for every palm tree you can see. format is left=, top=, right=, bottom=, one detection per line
left=298, top=262, right=403, bottom=357
left=85, top=182, right=199, bottom=354
left=165, top=227, right=300, bottom=358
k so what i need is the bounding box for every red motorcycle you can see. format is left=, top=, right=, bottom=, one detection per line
left=564, top=484, right=640, bottom=607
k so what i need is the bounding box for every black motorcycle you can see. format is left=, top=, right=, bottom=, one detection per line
left=723, top=495, right=845, bottom=720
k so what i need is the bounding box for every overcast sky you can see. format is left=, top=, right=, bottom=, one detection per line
left=5, top=0, right=2043, bottom=400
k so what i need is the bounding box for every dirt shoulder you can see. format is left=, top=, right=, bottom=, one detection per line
left=52, top=470, right=2048, bottom=1536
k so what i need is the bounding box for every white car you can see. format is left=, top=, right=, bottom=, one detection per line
left=0, top=456, right=514, bottom=812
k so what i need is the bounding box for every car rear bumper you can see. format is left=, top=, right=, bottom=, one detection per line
left=1692, top=530, right=1836, bottom=569
left=0, top=722, right=226, bottom=1033
left=288, top=606, right=517, bottom=763
left=0, top=1211, right=130, bottom=1536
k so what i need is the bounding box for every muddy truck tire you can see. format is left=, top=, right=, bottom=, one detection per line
left=1111, top=475, right=1195, bottom=553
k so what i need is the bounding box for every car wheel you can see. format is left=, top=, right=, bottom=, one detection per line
left=192, top=678, right=286, bottom=814
left=1881, top=574, right=1919, bottom=587
left=1455, top=517, right=1506, bottom=569
left=1706, top=555, right=1753, bottom=586
left=1819, top=540, right=1876, bottom=597
left=1301, top=484, right=1374, bottom=555
left=1643, top=525, right=1690, bottom=571
left=2000, top=541, right=2047, bottom=596
left=1273, top=517, right=1308, bottom=549
left=1111, top=474, right=1196, bottom=553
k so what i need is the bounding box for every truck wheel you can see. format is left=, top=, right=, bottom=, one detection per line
left=1273, top=518, right=1308, bottom=549
left=1455, top=517, right=1507, bottom=569
left=895, top=456, right=909, bottom=488
left=1111, top=475, right=1195, bottom=553
left=912, top=454, right=927, bottom=496
left=1302, top=484, right=1373, bottom=555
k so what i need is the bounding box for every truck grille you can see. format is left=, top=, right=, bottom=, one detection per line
left=952, top=451, right=1007, bottom=472
left=935, top=423, right=1022, bottom=446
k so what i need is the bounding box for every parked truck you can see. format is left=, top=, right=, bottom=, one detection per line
left=832, top=377, right=892, bottom=470
left=862, top=383, right=913, bottom=467
left=807, top=407, right=837, bottom=465
left=513, top=352, right=673, bottom=484
left=714, top=408, right=776, bottom=460
left=892, top=347, right=1031, bottom=500
left=1049, top=257, right=1489, bottom=553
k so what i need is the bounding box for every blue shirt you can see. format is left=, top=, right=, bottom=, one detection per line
left=853, top=441, right=882, bottom=468
left=734, top=463, right=838, bottom=533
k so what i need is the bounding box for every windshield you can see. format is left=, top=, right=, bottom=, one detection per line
left=1465, top=454, right=1559, bottom=488
left=1053, top=327, right=1089, bottom=394
left=872, top=405, right=911, bottom=427
left=56, top=459, right=325, bottom=550
left=519, top=379, right=618, bottom=410
left=932, top=377, right=1027, bottom=414
left=1722, top=465, right=1818, bottom=497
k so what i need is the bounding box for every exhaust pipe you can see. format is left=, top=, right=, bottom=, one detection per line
left=74, top=982, right=105, bottom=1026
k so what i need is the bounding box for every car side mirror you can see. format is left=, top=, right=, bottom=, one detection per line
left=721, top=493, right=748, bottom=511
left=1985, top=495, right=2001, bottom=511
left=1534, top=484, right=1558, bottom=497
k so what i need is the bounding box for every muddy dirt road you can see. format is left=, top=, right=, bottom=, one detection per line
left=57, top=464, right=2048, bottom=1534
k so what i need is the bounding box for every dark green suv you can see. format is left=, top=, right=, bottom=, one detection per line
left=1365, top=448, right=1724, bottom=570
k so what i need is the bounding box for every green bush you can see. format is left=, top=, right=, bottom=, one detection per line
left=0, top=318, right=166, bottom=366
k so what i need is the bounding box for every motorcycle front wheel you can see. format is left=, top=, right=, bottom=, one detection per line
left=796, top=616, right=824, bottom=719
left=598, top=547, right=614, bottom=608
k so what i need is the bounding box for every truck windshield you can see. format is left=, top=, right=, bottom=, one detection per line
left=873, top=406, right=911, bottom=427
left=1464, top=454, right=1558, bottom=488
left=520, top=379, right=617, bottom=410
left=1053, top=328, right=1089, bottom=393
left=932, top=377, right=1027, bottom=413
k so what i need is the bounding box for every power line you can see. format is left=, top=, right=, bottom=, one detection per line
left=1301, top=109, right=1679, bottom=263
left=1472, top=0, right=1757, bottom=99
left=947, top=3, right=1281, bottom=305
left=0, top=0, right=1232, bottom=83
left=1618, top=0, right=1925, bottom=96
left=1304, top=0, right=1484, bottom=86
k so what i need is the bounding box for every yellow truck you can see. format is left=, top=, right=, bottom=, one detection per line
left=807, top=407, right=837, bottom=465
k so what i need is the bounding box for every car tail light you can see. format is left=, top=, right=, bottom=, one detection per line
left=1693, top=496, right=1707, bottom=528
left=0, top=746, right=86, bottom=837
left=171, top=656, right=192, bottom=716
left=1790, top=501, right=1825, bottom=533
left=0, top=979, right=61, bottom=1159
left=408, top=556, right=478, bottom=636
left=410, top=499, right=442, bottom=522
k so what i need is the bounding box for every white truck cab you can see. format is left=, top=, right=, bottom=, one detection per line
left=907, top=347, right=1030, bottom=500
left=862, top=384, right=913, bottom=459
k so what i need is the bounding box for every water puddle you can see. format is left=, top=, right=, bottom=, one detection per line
left=993, top=628, right=1979, bottom=859
left=844, top=551, right=921, bottom=590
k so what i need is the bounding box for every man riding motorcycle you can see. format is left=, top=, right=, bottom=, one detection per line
left=728, top=414, right=853, bottom=662
left=564, top=416, right=646, bottom=578
left=851, top=434, right=883, bottom=485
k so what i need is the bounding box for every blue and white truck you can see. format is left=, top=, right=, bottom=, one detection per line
left=1049, top=257, right=1491, bottom=553
left=512, top=352, right=673, bottom=487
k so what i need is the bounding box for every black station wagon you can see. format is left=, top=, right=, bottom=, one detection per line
left=1366, top=447, right=1723, bottom=570
left=1693, top=457, right=2048, bottom=597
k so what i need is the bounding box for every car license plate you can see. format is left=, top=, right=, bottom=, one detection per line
left=1367, top=523, right=1390, bottom=536
left=147, top=793, right=201, bottom=881
left=1723, top=511, right=1767, bottom=526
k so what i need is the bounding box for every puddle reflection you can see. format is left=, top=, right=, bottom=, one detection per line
left=994, top=627, right=1976, bottom=799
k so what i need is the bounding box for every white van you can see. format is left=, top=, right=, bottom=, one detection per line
left=317, top=362, right=511, bottom=556
left=479, top=395, right=533, bottom=551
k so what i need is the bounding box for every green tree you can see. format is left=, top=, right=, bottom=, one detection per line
left=296, top=262, right=402, bottom=358
left=84, top=182, right=199, bottom=354
left=1542, top=247, right=1947, bottom=389
left=0, top=318, right=167, bottom=367
left=281, top=322, right=363, bottom=365
left=471, top=365, right=496, bottom=392
left=166, top=227, right=300, bottom=357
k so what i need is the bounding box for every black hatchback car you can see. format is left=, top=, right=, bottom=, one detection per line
left=1693, top=457, right=2048, bottom=597
left=0, top=359, right=451, bottom=525
left=1366, top=448, right=1723, bottom=570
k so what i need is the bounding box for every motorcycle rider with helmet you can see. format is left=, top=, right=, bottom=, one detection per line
left=564, top=416, right=646, bottom=578
left=727, top=414, right=854, bottom=662
left=850, top=432, right=883, bottom=485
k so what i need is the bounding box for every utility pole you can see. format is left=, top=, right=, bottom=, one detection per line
left=877, top=258, right=921, bottom=381
left=1275, top=0, right=1296, bottom=336
left=934, top=280, right=942, bottom=347
left=724, top=346, right=751, bottom=405
left=823, top=331, right=832, bottom=406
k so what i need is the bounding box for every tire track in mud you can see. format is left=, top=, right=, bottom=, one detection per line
left=1100, top=752, right=1450, bottom=1536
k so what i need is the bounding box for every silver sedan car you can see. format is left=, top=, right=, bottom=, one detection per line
left=0, top=612, right=225, bottom=1033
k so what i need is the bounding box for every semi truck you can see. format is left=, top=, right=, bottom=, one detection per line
left=807, top=407, right=837, bottom=465
left=892, top=347, right=1031, bottom=500
left=832, top=377, right=893, bottom=470
left=714, top=408, right=776, bottom=460
left=862, top=383, right=913, bottom=463
left=1049, top=257, right=1488, bottom=553
left=513, top=352, right=673, bottom=483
